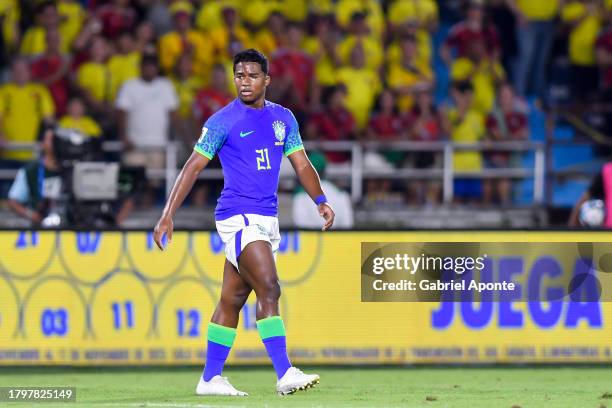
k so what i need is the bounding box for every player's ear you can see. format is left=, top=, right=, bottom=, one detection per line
left=265, top=74, right=270, bottom=86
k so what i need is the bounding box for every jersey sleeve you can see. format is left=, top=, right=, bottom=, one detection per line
left=194, top=112, right=228, bottom=160
left=283, top=109, right=304, bottom=156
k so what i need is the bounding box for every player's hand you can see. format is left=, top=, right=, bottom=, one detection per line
left=153, top=215, right=173, bottom=250
left=318, top=203, right=335, bottom=231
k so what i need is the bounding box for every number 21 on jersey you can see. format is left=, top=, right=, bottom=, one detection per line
left=256, top=148, right=271, bottom=170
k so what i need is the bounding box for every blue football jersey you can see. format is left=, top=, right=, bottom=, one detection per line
left=194, top=99, right=304, bottom=220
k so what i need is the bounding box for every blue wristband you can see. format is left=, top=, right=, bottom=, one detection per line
left=314, top=194, right=327, bottom=205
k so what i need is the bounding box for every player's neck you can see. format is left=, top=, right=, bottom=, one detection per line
left=239, top=97, right=266, bottom=110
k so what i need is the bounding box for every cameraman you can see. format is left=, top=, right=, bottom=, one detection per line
left=6, top=128, right=61, bottom=225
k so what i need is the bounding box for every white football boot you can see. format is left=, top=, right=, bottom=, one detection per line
left=195, top=375, right=248, bottom=396
left=276, top=367, right=320, bottom=395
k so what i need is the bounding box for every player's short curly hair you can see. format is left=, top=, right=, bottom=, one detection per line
left=233, top=49, right=269, bottom=74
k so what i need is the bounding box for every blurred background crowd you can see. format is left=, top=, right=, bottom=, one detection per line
left=0, top=0, right=608, bottom=228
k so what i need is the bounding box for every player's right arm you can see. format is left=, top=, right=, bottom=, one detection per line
left=154, top=113, right=228, bottom=250
left=153, top=152, right=210, bottom=250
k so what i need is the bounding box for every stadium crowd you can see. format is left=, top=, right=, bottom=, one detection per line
left=0, top=0, right=607, bottom=221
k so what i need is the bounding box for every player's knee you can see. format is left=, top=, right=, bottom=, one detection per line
left=260, top=279, right=281, bottom=303
left=219, top=292, right=247, bottom=311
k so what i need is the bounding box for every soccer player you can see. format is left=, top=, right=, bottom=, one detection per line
left=153, top=49, right=335, bottom=396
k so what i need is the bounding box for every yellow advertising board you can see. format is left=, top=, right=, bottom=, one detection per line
left=0, top=230, right=611, bottom=365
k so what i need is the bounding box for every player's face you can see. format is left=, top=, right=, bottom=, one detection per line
left=234, top=62, right=269, bottom=105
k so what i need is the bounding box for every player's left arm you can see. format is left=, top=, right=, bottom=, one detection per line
left=288, top=149, right=335, bottom=231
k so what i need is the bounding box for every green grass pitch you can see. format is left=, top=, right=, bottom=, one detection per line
left=1, top=366, right=611, bottom=407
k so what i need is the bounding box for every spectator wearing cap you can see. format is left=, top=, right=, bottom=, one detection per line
left=20, top=1, right=63, bottom=57
left=208, top=4, right=251, bottom=63
left=386, top=34, right=434, bottom=113
left=450, top=37, right=505, bottom=114
left=336, top=0, right=384, bottom=39
left=337, top=11, right=383, bottom=72
left=441, top=0, right=501, bottom=65
left=115, top=54, right=178, bottom=187
left=336, top=43, right=381, bottom=129
left=0, top=59, right=55, bottom=163
left=159, top=1, right=213, bottom=80
left=506, top=0, right=559, bottom=98
left=30, top=28, right=70, bottom=116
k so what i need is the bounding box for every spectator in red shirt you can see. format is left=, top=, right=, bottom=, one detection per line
left=190, top=63, right=233, bottom=206
left=30, top=28, right=70, bottom=116
left=484, top=83, right=528, bottom=205
left=407, top=87, right=443, bottom=205
left=193, top=64, right=233, bottom=124
left=306, top=84, right=356, bottom=164
left=96, top=0, right=136, bottom=40
left=268, top=22, right=314, bottom=120
left=441, top=0, right=501, bottom=65
left=367, top=89, right=406, bottom=142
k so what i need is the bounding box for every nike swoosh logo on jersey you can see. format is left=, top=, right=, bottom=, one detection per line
left=240, top=130, right=255, bottom=138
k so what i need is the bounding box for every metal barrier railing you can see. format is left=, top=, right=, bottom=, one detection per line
left=0, top=140, right=546, bottom=204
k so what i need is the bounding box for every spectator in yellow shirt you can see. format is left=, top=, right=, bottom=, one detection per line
left=506, top=0, right=559, bottom=97
left=337, top=11, right=383, bottom=71
left=387, top=0, right=439, bottom=34
left=451, top=39, right=505, bottom=114
left=58, top=97, right=102, bottom=138
left=387, top=21, right=432, bottom=68
left=76, top=35, right=112, bottom=115
left=0, top=59, right=55, bottom=162
left=336, top=44, right=381, bottom=128
left=253, top=11, right=285, bottom=58
left=335, top=0, right=384, bottom=39
left=57, top=0, right=85, bottom=52
left=0, top=0, right=20, bottom=52
left=562, top=0, right=607, bottom=103
left=159, top=1, right=213, bottom=79
left=442, top=81, right=485, bottom=203
left=303, top=14, right=341, bottom=86
left=209, top=5, right=251, bottom=63
left=171, top=55, right=204, bottom=156
left=20, top=1, right=64, bottom=57
left=195, top=0, right=237, bottom=33
left=386, top=34, right=434, bottom=113
left=108, top=32, right=141, bottom=101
